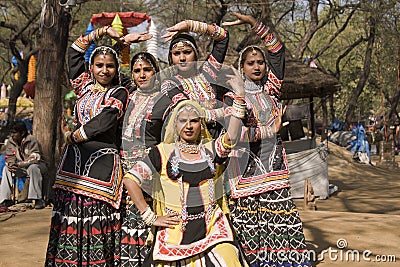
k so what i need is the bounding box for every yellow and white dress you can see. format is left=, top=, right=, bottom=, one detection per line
left=127, top=141, right=245, bottom=267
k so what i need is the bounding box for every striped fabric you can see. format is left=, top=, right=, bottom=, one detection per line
left=228, top=189, right=311, bottom=267
left=45, top=190, right=121, bottom=267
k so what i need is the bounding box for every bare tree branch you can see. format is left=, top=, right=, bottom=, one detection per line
left=314, top=9, right=356, bottom=59
left=333, top=36, right=367, bottom=78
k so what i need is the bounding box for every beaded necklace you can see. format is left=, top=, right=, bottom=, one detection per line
left=244, top=80, right=274, bottom=125
left=170, top=145, right=216, bottom=231
left=177, top=141, right=200, bottom=154
left=123, top=90, right=158, bottom=140
left=177, top=73, right=216, bottom=107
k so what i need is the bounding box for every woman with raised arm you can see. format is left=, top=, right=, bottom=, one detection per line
left=160, top=20, right=229, bottom=138
left=222, top=12, right=310, bottom=267
left=119, top=49, right=171, bottom=266
left=45, top=26, right=150, bottom=267
left=122, top=68, right=248, bottom=266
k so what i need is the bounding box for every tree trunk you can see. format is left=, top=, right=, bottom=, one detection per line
left=329, top=94, right=335, bottom=123
left=8, top=62, right=28, bottom=123
left=345, top=16, right=375, bottom=128
left=33, top=1, right=71, bottom=201
left=0, top=59, right=29, bottom=143
left=321, top=96, right=328, bottom=129
left=388, top=44, right=400, bottom=123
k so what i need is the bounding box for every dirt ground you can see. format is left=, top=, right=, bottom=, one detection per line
left=0, top=141, right=399, bottom=267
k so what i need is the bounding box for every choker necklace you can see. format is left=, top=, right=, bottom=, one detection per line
left=177, top=141, right=200, bottom=154
left=91, top=82, right=109, bottom=92
left=244, top=80, right=262, bottom=93
left=137, top=88, right=159, bottom=95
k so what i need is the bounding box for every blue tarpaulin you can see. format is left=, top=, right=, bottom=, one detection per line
left=349, top=124, right=370, bottom=157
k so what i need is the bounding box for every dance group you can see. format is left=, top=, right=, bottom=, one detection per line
left=45, top=11, right=311, bottom=267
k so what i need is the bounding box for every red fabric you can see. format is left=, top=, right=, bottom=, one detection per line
left=0, top=205, right=8, bottom=213
left=23, top=81, right=35, bottom=99
left=90, top=12, right=151, bottom=28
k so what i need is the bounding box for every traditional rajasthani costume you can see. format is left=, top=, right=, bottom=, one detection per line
left=45, top=36, right=128, bottom=266
left=124, top=100, right=245, bottom=267
left=224, top=22, right=310, bottom=267
left=160, top=23, right=229, bottom=138
left=120, top=62, right=171, bottom=266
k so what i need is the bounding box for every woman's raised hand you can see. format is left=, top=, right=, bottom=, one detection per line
left=222, top=12, right=257, bottom=28
left=274, top=103, right=286, bottom=131
left=225, top=66, right=245, bottom=98
left=161, top=21, right=190, bottom=42
left=106, top=26, right=122, bottom=40
left=120, top=32, right=153, bottom=45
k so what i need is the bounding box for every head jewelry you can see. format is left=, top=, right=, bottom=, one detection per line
left=89, top=45, right=121, bottom=85
left=168, top=33, right=199, bottom=65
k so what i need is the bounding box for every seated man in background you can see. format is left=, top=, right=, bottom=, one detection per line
left=0, top=121, right=47, bottom=209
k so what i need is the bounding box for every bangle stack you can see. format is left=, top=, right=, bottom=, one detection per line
left=104, top=25, right=111, bottom=35
left=233, top=95, right=245, bottom=103
left=186, top=20, right=208, bottom=35
left=253, top=21, right=270, bottom=36
left=210, top=23, right=226, bottom=41
left=256, top=125, right=274, bottom=140
left=141, top=206, right=158, bottom=226
left=88, top=30, right=96, bottom=43
left=221, top=133, right=236, bottom=149
left=87, top=25, right=111, bottom=43
left=203, top=108, right=224, bottom=123
left=253, top=21, right=282, bottom=52
left=231, top=99, right=246, bottom=119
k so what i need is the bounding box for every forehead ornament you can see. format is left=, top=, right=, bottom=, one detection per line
left=176, top=41, right=185, bottom=50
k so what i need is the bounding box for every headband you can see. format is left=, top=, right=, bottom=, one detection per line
left=168, top=34, right=199, bottom=65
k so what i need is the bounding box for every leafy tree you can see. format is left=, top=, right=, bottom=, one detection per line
left=0, top=0, right=399, bottom=199
left=0, top=0, right=41, bottom=138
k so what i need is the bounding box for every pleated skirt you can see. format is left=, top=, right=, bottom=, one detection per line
left=45, top=189, right=121, bottom=267
left=228, top=188, right=311, bottom=267
left=120, top=190, right=152, bottom=267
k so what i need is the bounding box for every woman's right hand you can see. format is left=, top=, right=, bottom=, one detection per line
left=161, top=21, right=190, bottom=42
left=222, top=12, right=257, bottom=28
left=61, top=115, right=71, bottom=134
left=153, top=213, right=180, bottom=229
left=225, top=66, right=245, bottom=98
left=105, top=26, right=122, bottom=40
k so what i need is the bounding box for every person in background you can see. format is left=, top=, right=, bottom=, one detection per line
left=0, top=121, right=47, bottom=209
left=222, top=12, right=310, bottom=267
left=45, top=23, right=150, bottom=266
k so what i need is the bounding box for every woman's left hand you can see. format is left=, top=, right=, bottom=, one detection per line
left=61, top=115, right=71, bottom=135
left=161, top=21, right=190, bottom=42
left=274, top=103, right=286, bottom=131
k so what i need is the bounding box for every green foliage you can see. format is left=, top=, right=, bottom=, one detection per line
left=1, top=0, right=399, bottom=125
left=0, top=0, right=42, bottom=85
